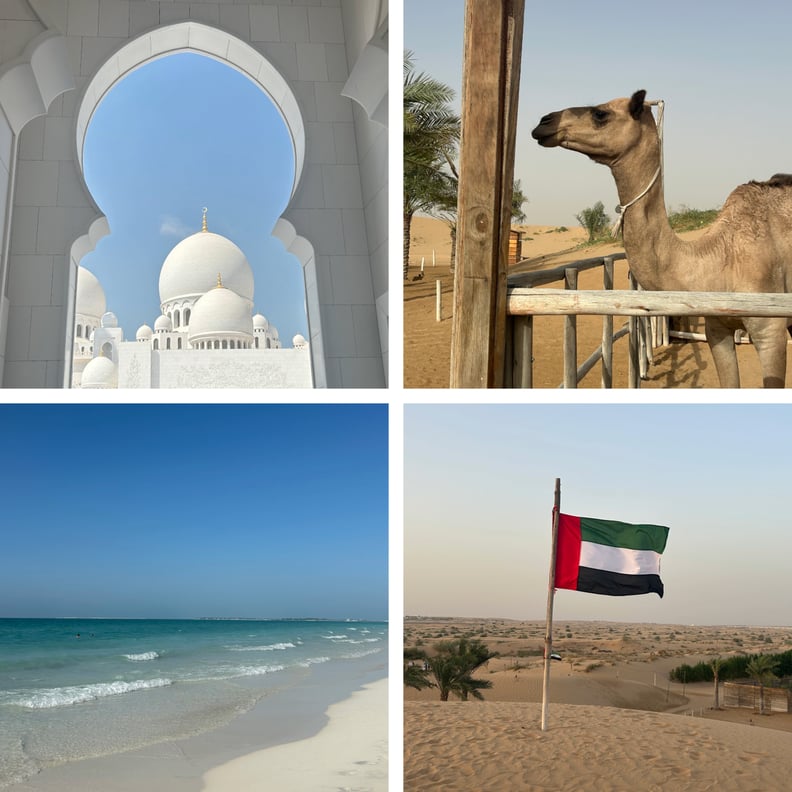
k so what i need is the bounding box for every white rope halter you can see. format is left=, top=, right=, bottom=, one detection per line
left=611, top=99, right=665, bottom=237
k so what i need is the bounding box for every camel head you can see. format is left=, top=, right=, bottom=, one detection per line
left=531, top=90, right=654, bottom=166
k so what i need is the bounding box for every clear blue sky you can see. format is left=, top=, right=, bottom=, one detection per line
left=405, top=0, right=792, bottom=226
left=81, top=52, right=308, bottom=345
left=0, top=404, right=387, bottom=620
left=405, top=403, right=792, bottom=626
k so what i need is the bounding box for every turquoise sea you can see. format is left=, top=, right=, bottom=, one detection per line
left=0, top=618, right=387, bottom=788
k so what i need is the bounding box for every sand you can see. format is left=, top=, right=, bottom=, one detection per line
left=404, top=619, right=792, bottom=790
left=202, top=678, right=388, bottom=792
left=403, top=216, right=790, bottom=388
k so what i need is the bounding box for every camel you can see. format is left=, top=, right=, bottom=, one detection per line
left=531, top=90, right=792, bottom=387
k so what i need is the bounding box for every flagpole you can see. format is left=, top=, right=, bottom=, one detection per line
left=541, top=477, right=561, bottom=731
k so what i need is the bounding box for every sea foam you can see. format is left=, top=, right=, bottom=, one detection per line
left=16, top=678, right=172, bottom=709
left=123, top=651, right=160, bottom=661
left=226, top=642, right=296, bottom=652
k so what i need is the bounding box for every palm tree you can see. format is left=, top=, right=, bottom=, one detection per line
left=404, top=647, right=435, bottom=692
left=428, top=637, right=496, bottom=701
left=746, top=655, right=777, bottom=714
left=403, top=52, right=459, bottom=277
left=710, top=656, right=724, bottom=709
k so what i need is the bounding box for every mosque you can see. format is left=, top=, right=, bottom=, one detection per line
left=72, top=211, right=312, bottom=389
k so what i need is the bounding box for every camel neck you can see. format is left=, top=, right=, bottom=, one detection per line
left=610, top=138, right=688, bottom=291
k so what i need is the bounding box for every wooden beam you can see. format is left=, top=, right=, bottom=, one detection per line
left=450, top=0, right=525, bottom=388
left=507, top=290, right=792, bottom=317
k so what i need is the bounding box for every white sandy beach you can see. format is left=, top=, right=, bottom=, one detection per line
left=202, top=678, right=388, bottom=791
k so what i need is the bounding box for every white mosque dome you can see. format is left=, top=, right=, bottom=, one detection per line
left=188, top=282, right=254, bottom=344
left=76, top=267, right=106, bottom=319
left=81, top=355, right=118, bottom=389
left=154, top=314, right=172, bottom=332
left=253, top=313, right=269, bottom=330
left=159, top=230, right=254, bottom=306
left=100, top=311, right=118, bottom=328
left=292, top=334, right=307, bottom=348
left=136, top=324, right=153, bottom=341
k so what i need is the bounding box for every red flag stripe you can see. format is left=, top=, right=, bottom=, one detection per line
left=555, top=513, right=582, bottom=590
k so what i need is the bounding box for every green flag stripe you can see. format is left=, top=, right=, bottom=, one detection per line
left=580, top=517, right=669, bottom=553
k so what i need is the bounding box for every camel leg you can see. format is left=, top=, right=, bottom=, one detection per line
left=704, top=319, right=740, bottom=388
left=744, top=317, right=788, bottom=388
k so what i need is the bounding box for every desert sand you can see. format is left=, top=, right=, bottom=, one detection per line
left=404, top=216, right=791, bottom=388
left=404, top=619, right=792, bottom=790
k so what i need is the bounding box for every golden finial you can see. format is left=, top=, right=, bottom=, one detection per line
left=202, top=207, right=208, bottom=232
left=216, top=273, right=223, bottom=288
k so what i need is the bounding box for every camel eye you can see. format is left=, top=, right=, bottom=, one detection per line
left=592, top=108, right=610, bottom=125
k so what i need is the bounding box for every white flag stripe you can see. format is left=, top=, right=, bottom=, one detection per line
left=580, top=541, right=661, bottom=576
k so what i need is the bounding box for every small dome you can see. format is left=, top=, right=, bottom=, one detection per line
left=136, top=324, right=153, bottom=341
left=253, top=313, right=269, bottom=330
left=292, top=334, right=308, bottom=348
left=81, top=355, right=117, bottom=389
left=100, top=311, right=118, bottom=328
left=188, top=284, right=253, bottom=343
left=270, top=326, right=280, bottom=340
left=159, top=230, right=254, bottom=306
left=154, top=314, right=172, bottom=332
left=76, top=267, right=106, bottom=320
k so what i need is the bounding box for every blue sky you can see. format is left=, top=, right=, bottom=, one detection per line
left=405, top=403, right=792, bottom=626
left=81, top=52, right=308, bottom=345
left=405, top=0, right=792, bottom=226
left=0, top=404, right=387, bottom=620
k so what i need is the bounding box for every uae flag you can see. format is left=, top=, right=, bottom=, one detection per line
left=555, top=514, right=669, bottom=597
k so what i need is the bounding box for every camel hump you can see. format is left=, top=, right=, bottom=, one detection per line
left=767, top=173, right=792, bottom=186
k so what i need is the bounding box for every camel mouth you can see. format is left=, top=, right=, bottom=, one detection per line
left=531, top=124, right=561, bottom=147
left=532, top=113, right=563, bottom=147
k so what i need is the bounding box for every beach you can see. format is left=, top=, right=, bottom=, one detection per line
left=1, top=619, right=387, bottom=791
left=203, top=678, right=388, bottom=791
left=404, top=216, right=788, bottom=388
left=405, top=618, right=792, bottom=790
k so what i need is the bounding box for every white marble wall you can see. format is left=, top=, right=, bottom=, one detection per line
left=0, top=0, right=387, bottom=388
left=118, top=343, right=313, bottom=388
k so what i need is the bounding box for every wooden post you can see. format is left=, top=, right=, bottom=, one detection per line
left=563, top=268, right=578, bottom=388
left=436, top=280, right=442, bottom=322
left=450, top=0, right=525, bottom=388
left=602, top=257, right=613, bottom=388
left=628, top=271, right=640, bottom=388
left=513, top=315, right=533, bottom=388
left=541, top=478, right=561, bottom=731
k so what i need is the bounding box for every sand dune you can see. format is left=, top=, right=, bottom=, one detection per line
left=404, top=619, right=792, bottom=790
left=405, top=701, right=792, bottom=791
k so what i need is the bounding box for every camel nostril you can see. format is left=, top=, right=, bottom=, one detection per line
left=539, top=113, right=553, bottom=125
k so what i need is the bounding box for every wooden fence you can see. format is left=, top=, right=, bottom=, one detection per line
left=505, top=254, right=792, bottom=388
left=723, top=681, right=792, bottom=713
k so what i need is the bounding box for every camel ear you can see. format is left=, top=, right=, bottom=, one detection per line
left=629, top=90, right=647, bottom=120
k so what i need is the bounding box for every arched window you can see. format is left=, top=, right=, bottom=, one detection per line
left=166, top=337, right=171, bottom=350
left=77, top=323, right=83, bottom=337
left=101, top=341, right=113, bottom=358
left=184, top=308, right=191, bottom=325
left=177, top=337, right=182, bottom=349
left=266, top=338, right=271, bottom=349
left=153, top=338, right=159, bottom=350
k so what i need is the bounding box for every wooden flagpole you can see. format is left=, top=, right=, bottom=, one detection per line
left=541, top=477, right=561, bottom=731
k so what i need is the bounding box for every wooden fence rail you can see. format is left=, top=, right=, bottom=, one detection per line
left=505, top=253, right=792, bottom=388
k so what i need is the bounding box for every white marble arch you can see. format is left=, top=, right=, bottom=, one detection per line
left=0, top=1, right=387, bottom=389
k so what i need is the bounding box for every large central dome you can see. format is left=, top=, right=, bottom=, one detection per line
left=158, top=230, right=254, bottom=307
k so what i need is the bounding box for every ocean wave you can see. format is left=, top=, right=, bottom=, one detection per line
left=225, top=642, right=296, bottom=652
left=297, top=656, right=330, bottom=667
left=123, top=651, right=160, bottom=661
left=227, top=664, right=286, bottom=678
left=15, top=678, right=172, bottom=709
